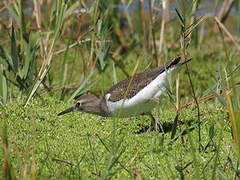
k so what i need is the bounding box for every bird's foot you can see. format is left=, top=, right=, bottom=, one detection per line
left=147, top=118, right=165, bottom=133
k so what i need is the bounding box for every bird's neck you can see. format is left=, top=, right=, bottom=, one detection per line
left=86, top=99, right=109, bottom=117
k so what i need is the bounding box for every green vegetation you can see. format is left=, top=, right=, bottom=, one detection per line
left=0, top=0, right=240, bottom=179
left=0, top=97, right=237, bottom=179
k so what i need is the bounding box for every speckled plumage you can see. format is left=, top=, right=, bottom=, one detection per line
left=105, top=56, right=181, bottom=102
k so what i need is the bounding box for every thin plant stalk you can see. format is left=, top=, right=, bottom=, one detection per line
left=159, top=0, right=169, bottom=56
left=148, top=0, right=158, bottom=66
left=176, top=5, right=202, bottom=145
left=214, top=17, right=240, bottom=52
left=218, top=0, right=235, bottom=23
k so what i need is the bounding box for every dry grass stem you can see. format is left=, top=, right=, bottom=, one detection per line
left=214, top=16, right=240, bottom=52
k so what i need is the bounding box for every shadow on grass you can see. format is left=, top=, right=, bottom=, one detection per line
left=136, top=118, right=198, bottom=135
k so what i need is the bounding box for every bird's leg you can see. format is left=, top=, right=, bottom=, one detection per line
left=148, top=113, right=165, bottom=133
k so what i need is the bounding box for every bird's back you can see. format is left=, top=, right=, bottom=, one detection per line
left=105, top=56, right=181, bottom=102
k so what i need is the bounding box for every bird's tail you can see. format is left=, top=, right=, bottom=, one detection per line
left=164, top=55, right=192, bottom=70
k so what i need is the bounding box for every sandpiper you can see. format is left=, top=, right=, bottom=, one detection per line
left=58, top=56, right=191, bottom=131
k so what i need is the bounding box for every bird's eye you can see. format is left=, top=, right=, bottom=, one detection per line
left=76, top=102, right=81, bottom=107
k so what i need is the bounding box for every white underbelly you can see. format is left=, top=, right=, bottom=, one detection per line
left=109, top=100, right=157, bottom=117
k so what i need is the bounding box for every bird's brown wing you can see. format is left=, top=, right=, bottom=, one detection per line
left=105, top=72, right=156, bottom=102
left=105, top=56, right=182, bottom=102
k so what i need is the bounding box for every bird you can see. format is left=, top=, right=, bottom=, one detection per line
left=58, top=56, right=191, bottom=132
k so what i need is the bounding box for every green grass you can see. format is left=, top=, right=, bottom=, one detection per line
left=0, top=95, right=238, bottom=179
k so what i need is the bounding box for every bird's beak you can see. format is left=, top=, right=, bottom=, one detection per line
left=57, top=106, right=77, bottom=116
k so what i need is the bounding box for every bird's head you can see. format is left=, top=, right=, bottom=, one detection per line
left=58, top=94, right=101, bottom=116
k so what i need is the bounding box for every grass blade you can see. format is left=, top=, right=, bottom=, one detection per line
left=0, top=65, right=8, bottom=104
left=10, top=27, right=19, bottom=74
